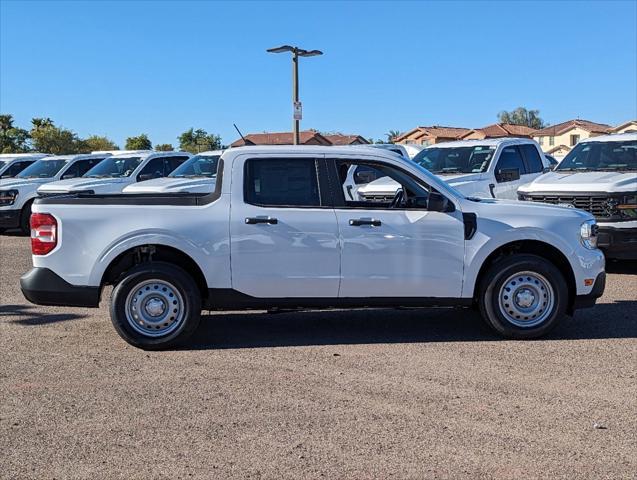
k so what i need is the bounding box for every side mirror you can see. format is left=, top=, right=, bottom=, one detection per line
left=495, top=168, right=520, bottom=183
left=62, top=173, right=77, bottom=180
left=427, top=192, right=452, bottom=212
left=138, top=173, right=155, bottom=182
left=354, top=171, right=376, bottom=184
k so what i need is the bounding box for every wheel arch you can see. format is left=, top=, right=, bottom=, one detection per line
left=471, top=239, right=576, bottom=311
left=100, top=244, right=209, bottom=304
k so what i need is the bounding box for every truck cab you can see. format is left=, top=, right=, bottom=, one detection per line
left=0, top=153, right=111, bottom=233
left=36, top=151, right=192, bottom=196
left=122, top=150, right=222, bottom=194
left=518, top=133, right=637, bottom=259
left=351, top=138, right=550, bottom=201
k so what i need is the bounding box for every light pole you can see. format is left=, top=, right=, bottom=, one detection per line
left=267, top=45, right=323, bottom=145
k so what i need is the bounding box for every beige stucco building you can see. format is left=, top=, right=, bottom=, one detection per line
left=532, top=119, right=612, bottom=157
left=611, top=120, right=637, bottom=134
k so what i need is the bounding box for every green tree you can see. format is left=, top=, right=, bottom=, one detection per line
left=178, top=128, right=222, bottom=154
left=0, top=114, right=31, bottom=153
left=80, top=135, right=119, bottom=153
left=385, top=130, right=402, bottom=144
left=30, top=118, right=82, bottom=154
left=125, top=134, right=152, bottom=150
left=154, top=143, right=174, bottom=151
left=498, top=107, right=545, bottom=129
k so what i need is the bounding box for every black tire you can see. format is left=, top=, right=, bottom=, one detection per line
left=20, top=200, right=33, bottom=235
left=478, top=254, right=568, bottom=339
left=109, top=262, right=201, bottom=350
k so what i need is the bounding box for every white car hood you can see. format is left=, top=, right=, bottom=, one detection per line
left=37, top=177, right=127, bottom=194
left=358, top=172, right=482, bottom=195
left=123, top=177, right=216, bottom=194
left=0, top=177, right=53, bottom=188
left=519, top=170, right=637, bottom=194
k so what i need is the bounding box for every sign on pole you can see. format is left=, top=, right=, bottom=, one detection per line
left=294, top=101, right=302, bottom=120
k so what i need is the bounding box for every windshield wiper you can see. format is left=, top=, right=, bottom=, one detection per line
left=556, top=167, right=591, bottom=172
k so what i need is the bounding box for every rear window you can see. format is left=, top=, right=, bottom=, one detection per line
left=245, top=158, right=321, bottom=207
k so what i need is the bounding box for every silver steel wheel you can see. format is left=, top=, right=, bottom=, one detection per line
left=497, top=271, right=555, bottom=328
left=124, top=279, right=185, bottom=337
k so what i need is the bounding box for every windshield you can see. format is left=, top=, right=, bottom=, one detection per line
left=557, top=140, right=637, bottom=172
left=85, top=156, right=143, bottom=178
left=170, top=154, right=220, bottom=178
left=412, top=146, right=495, bottom=174
left=0, top=161, right=7, bottom=171
left=18, top=159, right=68, bottom=178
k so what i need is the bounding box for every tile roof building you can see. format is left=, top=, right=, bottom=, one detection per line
left=461, top=123, right=538, bottom=140
left=393, top=126, right=472, bottom=145
left=230, top=130, right=332, bottom=147
left=230, top=130, right=369, bottom=147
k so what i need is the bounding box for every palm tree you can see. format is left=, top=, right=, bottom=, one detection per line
left=386, top=130, right=402, bottom=144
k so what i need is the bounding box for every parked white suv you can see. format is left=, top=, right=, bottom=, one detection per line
left=0, top=153, right=111, bottom=233
left=518, top=133, right=637, bottom=260
left=0, top=153, right=49, bottom=179
left=37, top=151, right=192, bottom=196
left=352, top=138, right=550, bottom=201
left=21, top=146, right=604, bottom=349
left=123, top=151, right=222, bottom=194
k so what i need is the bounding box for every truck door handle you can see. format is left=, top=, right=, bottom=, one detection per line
left=245, top=217, right=278, bottom=225
left=349, top=218, right=381, bottom=227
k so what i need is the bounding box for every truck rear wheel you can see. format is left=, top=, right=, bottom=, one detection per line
left=479, top=254, right=568, bottom=339
left=110, top=262, right=201, bottom=350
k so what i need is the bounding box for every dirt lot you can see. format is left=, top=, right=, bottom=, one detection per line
left=1, top=232, right=635, bottom=479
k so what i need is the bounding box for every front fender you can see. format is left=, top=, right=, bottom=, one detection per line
left=461, top=221, right=594, bottom=298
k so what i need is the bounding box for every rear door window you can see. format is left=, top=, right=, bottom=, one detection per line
left=245, top=158, right=321, bottom=207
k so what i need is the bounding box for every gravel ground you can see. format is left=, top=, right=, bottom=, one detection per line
left=1, top=232, right=636, bottom=479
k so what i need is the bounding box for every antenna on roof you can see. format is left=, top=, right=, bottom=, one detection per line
left=234, top=123, right=247, bottom=144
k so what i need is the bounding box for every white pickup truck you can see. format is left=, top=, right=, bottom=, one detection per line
left=518, top=133, right=637, bottom=260
left=0, top=153, right=111, bottom=233
left=37, top=151, right=192, bottom=196
left=21, top=146, right=605, bottom=349
left=352, top=138, right=550, bottom=201
left=122, top=151, right=222, bottom=194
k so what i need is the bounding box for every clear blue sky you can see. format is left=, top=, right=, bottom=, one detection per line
left=1, top=0, right=636, bottom=147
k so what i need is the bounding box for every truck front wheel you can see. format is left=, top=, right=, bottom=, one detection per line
left=479, top=254, right=568, bottom=339
left=110, top=262, right=201, bottom=350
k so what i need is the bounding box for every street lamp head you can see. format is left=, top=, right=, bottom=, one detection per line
left=298, top=49, right=323, bottom=57
left=266, top=45, right=295, bottom=54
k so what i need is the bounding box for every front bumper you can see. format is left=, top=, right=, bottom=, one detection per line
left=572, top=272, right=606, bottom=310
left=21, top=267, right=101, bottom=307
left=597, top=226, right=637, bottom=260
left=0, top=208, right=21, bottom=229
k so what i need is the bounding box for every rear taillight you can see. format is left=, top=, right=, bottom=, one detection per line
left=31, top=213, right=58, bottom=255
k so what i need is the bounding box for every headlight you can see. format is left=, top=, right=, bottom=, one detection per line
left=0, top=189, right=18, bottom=206
left=580, top=219, right=598, bottom=250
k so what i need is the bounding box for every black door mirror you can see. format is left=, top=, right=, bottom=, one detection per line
left=427, top=192, right=451, bottom=212
left=495, top=168, right=520, bottom=182
left=354, top=170, right=376, bottom=184
left=138, top=172, right=157, bottom=182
